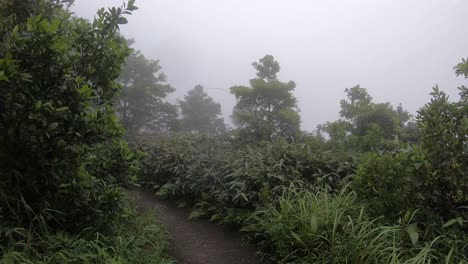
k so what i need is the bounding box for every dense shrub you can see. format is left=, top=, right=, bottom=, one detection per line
left=137, top=122, right=467, bottom=262
left=86, top=139, right=140, bottom=187
left=353, top=86, right=468, bottom=227
left=137, top=134, right=355, bottom=227
left=416, top=85, right=468, bottom=219
left=0, top=0, right=135, bottom=233
left=352, top=152, right=417, bottom=220
left=0, top=2, right=176, bottom=263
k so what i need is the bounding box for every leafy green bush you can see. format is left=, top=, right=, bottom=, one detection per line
left=86, top=139, right=141, bottom=187
left=352, top=152, right=417, bottom=220
left=137, top=134, right=355, bottom=227
left=353, top=84, right=468, bottom=226
left=0, top=0, right=136, bottom=233
left=416, top=85, right=467, bottom=219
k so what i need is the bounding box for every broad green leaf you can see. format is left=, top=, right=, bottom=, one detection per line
left=406, top=223, right=419, bottom=245
left=47, top=122, right=59, bottom=131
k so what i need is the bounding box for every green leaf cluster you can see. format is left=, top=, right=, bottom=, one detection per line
left=0, top=0, right=136, bottom=234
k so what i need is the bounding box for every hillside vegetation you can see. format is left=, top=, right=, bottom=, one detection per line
left=136, top=69, right=467, bottom=263
left=1, top=1, right=466, bottom=263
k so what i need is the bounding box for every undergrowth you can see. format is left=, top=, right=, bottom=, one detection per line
left=136, top=132, right=467, bottom=263
left=0, top=196, right=173, bottom=264
left=247, top=187, right=468, bottom=263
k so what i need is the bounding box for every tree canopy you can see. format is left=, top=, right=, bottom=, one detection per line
left=179, top=85, right=226, bottom=134
left=319, top=85, right=417, bottom=151
left=230, top=55, right=300, bottom=142
left=116, top=44, right=178, bottom=134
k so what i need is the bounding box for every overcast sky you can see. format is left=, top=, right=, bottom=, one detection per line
left=72, top=0, right=468, bottom=131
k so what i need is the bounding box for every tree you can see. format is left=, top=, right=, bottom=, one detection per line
left=230, top=55, right=300, bottom=142
left=320, top=85, right=415, bottom=151
left=0, top=0, right=137, bottom=232
left=116, top=44, right=178, bottom=134
left=179, top=85, right=226, bottom=134
left=416, top=73, right=467, bottom=217
left=339, top=85, right=413, bottom=139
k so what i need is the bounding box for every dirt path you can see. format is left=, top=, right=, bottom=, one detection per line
left=132, top=190, right=263, bottom=264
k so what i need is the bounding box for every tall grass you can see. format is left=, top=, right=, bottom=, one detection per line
left=246, top=186, right=467, bottom=264
left=0, top=207, right=174, bottom=264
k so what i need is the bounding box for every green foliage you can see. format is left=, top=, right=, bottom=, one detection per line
left=116, top=43, right=177, bottom=134
left=351, top=65, right=468, bottom=239
left=86, top=139, right=141, bottom=187
left=0, top=201, right=173, bottom=264
left=0, top=0, right=136, bottom=234
left=179, top=85, right=226, bottom=134
left=137, top=80, right=468, bottom=261
left=137, top=134, right=354, bottom=227
left=339, top=85, right=373, bottom=120
left=351, top=61, right=467, bottom=225
left=353, top=152, right=417, bottom=220
left=0, top=3, right=175, bottom=263
left=230, top=55, right=301, bottom=142
left=321, top=85, right=415, bottom=152
left=416, top=84, right=467, bottom=218
left=252, top=54, right=280, bottom=82
left=247, top=187, right=467, bottom=264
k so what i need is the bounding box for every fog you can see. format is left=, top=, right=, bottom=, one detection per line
left=72, top=0, right=468, bottom=131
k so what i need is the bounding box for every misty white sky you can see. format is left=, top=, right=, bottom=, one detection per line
left=73, top=0, right=468, bottom=131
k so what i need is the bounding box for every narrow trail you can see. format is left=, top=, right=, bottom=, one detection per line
left=132, top=190, right=263, bottom=264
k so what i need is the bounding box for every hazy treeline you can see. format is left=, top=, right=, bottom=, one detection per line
left=119, top=41, right=421, bottom=149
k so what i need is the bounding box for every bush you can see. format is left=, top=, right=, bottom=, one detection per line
left=0, top=0, right=136, bottom=233
left=352, top=152, right=417, bottom=220
left=416, top=85, right=468, bottom=219
left=136, top=134, right=355, bottom=227
left=86, top=139, right=141, bottom=187
left=353, top=85, right=468, bottom=225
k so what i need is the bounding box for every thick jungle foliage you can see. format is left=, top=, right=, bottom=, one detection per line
left=0, top=0, right=137, bottom=233
left=0, top=2, right=175, bottom=263
left=353, top=63, right=468, bottom=225
left=136, top=60, right=468, bottom=262
left=137, top=134, right=354, bottom=227
left=137, top=132, right=468, bottom=263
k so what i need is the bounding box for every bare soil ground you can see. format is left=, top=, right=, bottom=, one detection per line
left=132, top=190, right=263, bottom=264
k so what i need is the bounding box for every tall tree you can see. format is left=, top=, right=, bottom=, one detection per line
left=116, top=44, right=178, bottom=134
left=230, top=55, right=300, bottom=142
left=179, top=85, right=226, bottom=134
